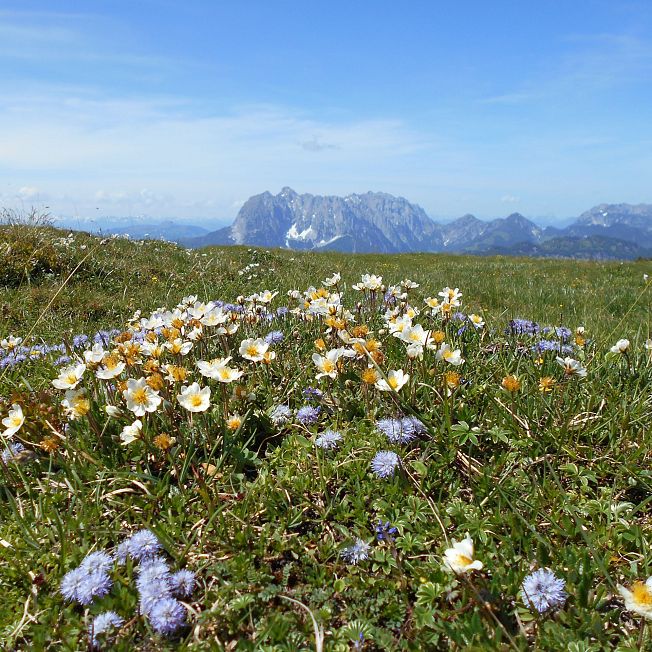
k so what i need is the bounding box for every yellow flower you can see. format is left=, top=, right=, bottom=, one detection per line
left=361, top=367, right=380, bottom=384
left=226, top=414, right=243, bottom=431
left=445, top=371, right=461, bottom=389
left=501, top=375, right=521, bottom=392
left=538, top=376, right=556, bottom=393
left=153, top=433, right=175, bottom=451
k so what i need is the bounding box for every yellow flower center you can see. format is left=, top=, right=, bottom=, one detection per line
left=132, top=388, right=148, bottom=405
left=632, top=583, right=652, bottom=607
left=246, top=345, right=259, bottom=357
left=190, top=395, right=203, bottom=407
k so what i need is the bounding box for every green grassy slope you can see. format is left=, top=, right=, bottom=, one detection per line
left=1, top=226, right=652, bottom=650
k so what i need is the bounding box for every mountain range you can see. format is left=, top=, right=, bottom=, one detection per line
left=181, top=188, right=652, bottom=260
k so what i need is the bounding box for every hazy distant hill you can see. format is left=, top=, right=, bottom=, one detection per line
left=183, top=188, right=652, bottom=259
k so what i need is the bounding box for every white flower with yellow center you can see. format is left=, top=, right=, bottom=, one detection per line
left=438, top=287, right=462, bottom=306
left=120, top=419, right=142, bottom=445
left=436, top=343, right=464, bottom=366
left=201, top=307, right=228, bottom=326
left=312, top=349, right=344, bottom=380
left=556, top=356, right=587, bottom=378
left=239, top=338, right=269, bottom=362
left=83, top=343, right=105, bottom=364
left=96, top=356, right=126, bottom=380
left=62, top=389, right=91, bottom=420
left=469, top=314, right=485, bottom=328
left=388, top=314, right=413, bottom=335
left=375, top=369, right=410, bottom=392
left=1, top=335, right=22, bottom=351
left=177, top=382, right=211, bottom=412
left=2, top=404, right=24, bottom=438
left=197, top=357, right=243, bottom=383
left=105, top=405, right=122, bottom=418
left=52, top=363, right=86, bottom=390
left=398, top=324, right=430, bottom=347
left=226, top=414, right=243, bottom=430
left=443, top=535, right=483, bottom=574
left=123, top=377, right=162, bottom=416
left=618, top=577, right=652, bottom=620
left=257, top=290, right=278, bottom=304
left=164, top=338, right=193, bottom=356
left=610, top=339, right=630, bottom=354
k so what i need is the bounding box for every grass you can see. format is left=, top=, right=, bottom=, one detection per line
left=1, top=225, right=651, bottom=650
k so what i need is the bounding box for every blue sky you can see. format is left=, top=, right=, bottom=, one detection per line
left=1, top=1, right=651, bottom=225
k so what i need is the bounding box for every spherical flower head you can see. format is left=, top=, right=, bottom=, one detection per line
left=79, top=550, right=114, bottom=576
left=521, top=568, right=567, bottom=613
left=264, top=330, right=284, bottom=345
left=2, top=442, right=26, bottom=464
left=340, top=538, right=371, bottom=565
left=148, top=597, right=186, bottom=635
left=303, top=386, right=324, bottom=402
left=296, top=405, right=320, bottom=425
left=170, top=569, right=196, bottom=598
left=443, top=535, right=483, bottom=574
left=619, top=576, right=652, bottom=620
left=60, top=567, right=112, bottom=605
left=371, top=451, right=400, bottom=479
left=127, top=529, right=162, bottom=561
left=270, top=404, right=292, bottom=425
left=139, top=579, right=173, bottom=616
left=89, top=611, right=124, bottom=648
left=136, top=557, right=171, bottom=591
left=315, top=429, right=342, bottom=450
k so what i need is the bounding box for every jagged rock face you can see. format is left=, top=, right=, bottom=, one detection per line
left=229, top=187, right=443, bottom=253
left=186, top=194, right=652, bottom=259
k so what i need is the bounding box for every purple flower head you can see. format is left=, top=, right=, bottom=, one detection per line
left=170, top=569, right=196, bottom=598
left=2, top=442, right=26, bottom=464
left=148, top=597, right=186, bottom=635
left=126, top=529, right=162, bottom=561
left=79, top=551, right=114, bottom=576
left=371, top=451, right=400, bottom=479
left=90, top=611, right=124, bottom=648
left=375, top=520, right=398, bottom=542
left=507, top=319, right=540, bottom=336
left=296, top=405, right=320, bottom=425
left=555, top=326, right=572, bottom=342
left=340, top=538, right=371, bottom=565
left=136, top=557, right=171, bottom=591
left=60, top=567, right=112, bottom=605
left=315, top=429, right=342, bottom=450
left=264, top=330, right=284, bottom=345
left=270, top=404, right=292, bottom=425
left=72, top=334, right=89, bottom=348
left=54, top=355, right=72, bottom=366
left=302, top=386, right=323, bottom=402
left=522, top=568, right=567, bottom=613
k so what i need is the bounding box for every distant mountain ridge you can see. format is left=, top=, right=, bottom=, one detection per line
left=182, top=188, right=652, bottom=259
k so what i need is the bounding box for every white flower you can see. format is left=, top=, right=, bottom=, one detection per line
left=469, top=314, right=484, bottom=329
left=2, top=404, right=24, bottom=438
left=645, top=339, right=652, bottom=351
left=52, top=363, right=86, bottom=390
left=83, top=343, right=105, bottom=364
left=443, top=535, right=483, bottom=574
left=312, top=349, right=345, bottom=380
left=164, top=338, right=193, bottom=356
left=105, top=405, right=122, bottom=418
left=436, top=343, right=464, bottom=366
left=610, top=339, right=630, bottom=354
left=96, top=357, right=126, bottom=380
left=197, top=357, right=243, bottom=383
left=177, top=382, right=211, bottom=412
left=0, top=335, right=22, bottom=351
left=61, top=389, right=90, bottom=420
left=122, top=377, right=162, bottom=416
left=353, top=273, right=383, bottom=291
left=239, top=338, right=269, bottom=362
left=438, top=287, right=462, bottom=306
left=618, top=577, right=652, bottom=619
left=323, top=272, right=341, bottom=287
left=120, top=419, right=143, bottom=445
left=556, top=356, right=587, bottom=378
left=375, top=369, right=410, bottom=392
left=398, top=324, right=430, bottom=347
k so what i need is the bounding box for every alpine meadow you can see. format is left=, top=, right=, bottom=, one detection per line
left=1, top=220, right=652, bottom=650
